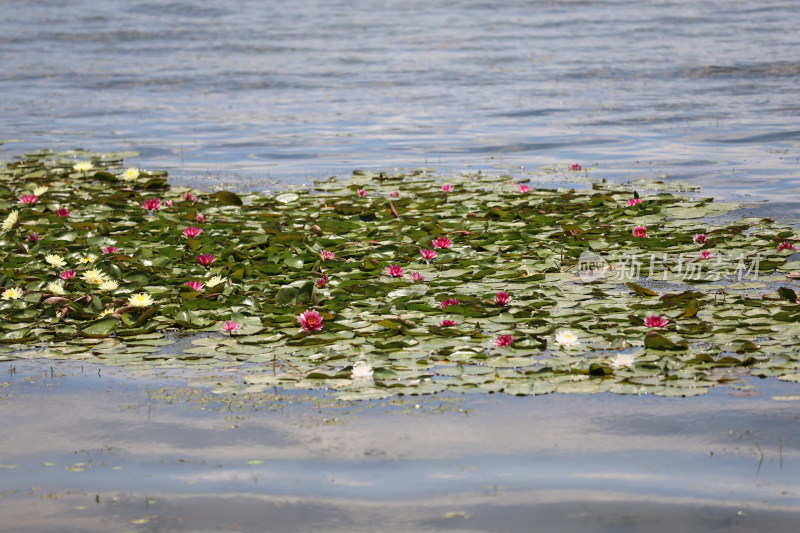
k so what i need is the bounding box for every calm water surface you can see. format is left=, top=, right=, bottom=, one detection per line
left=1, top=0, right=799, bottom=201
left=2, top=1, right=800, bottom=531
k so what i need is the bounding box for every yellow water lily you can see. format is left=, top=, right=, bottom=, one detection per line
left=98, top=307, right=117, bottom=318
left=122, top=167, right=140, bottom=181
left=46, top=281, right=66, bottom=296
left=127, top=292, right=155, bottom=307
left=99, top=280, right=119, bottom=292
left=79, top=254, right=97, bottom=264
left=73, top=161, right=94, bottom=173
left=81, top=269, right=106, bottom=285
left=207, top=275, right=226, bottom=287
left=33, top=185, right=49, bottom=196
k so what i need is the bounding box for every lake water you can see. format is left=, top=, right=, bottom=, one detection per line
left=2, top=1, right=800, bottom=531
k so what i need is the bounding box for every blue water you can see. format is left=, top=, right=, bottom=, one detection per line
left=1, top=0, right=799, bottom=200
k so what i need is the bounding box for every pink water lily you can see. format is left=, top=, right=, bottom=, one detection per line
left=184, top=281, right=204, bottom=291
left=441, top=183, right=453, bottom=192
left=142, top=198, right=161, bottom=211
left=298, top=309, right=324, bottom=332
left=411, top=272, right=425, bottom=283
left=440, top=298, right=459, bottom=309
left=693, top=233, right=707, bottom=244
left=102, top=246, right=119, bottom=254
left=569, top=163, right=582, bottom=171
left=59, top=269, right=76, bottom=280
left=221, top=321, right=239, bottom=334
left=385, top=264, right=404, bottom=277
left=632, top=225, right=648, bottom=238
left=389, top=190, right=399, bottom=197
left=184, top=192, right=198, bottom=202
left=357, top=189, right=367, bottom=197
left=420, top=249, right=437, bottom=262
left=317, top=274, right=328, bottom=288
left=196, top=254, right=216, bottom=267
left=644, top=315, right=669, bottom=328
left=517, top=185, right=531, bottom=193
left=778, top=241, right=797, bottom=252
left=183, top=226, right=202, bottom=238
left=27, top=232, right=40, bottom=242
left=627, top=198, right=642, bottom=206
left=495, top=334, right=515, bottom=347
left=320, top=250, right=335, bottom=261
left=431, top=236, right=452, bottom=249
left=56, top=208, right=70, bottom=218
left=195, top=213, right=206, bottom=223
left=19, top=195, right=38, bottom=205
left=496, top=291, right=511, bottom=306
left=699, top=250, right=714, bottom=260
left=438, top=319, right=458, bottom=327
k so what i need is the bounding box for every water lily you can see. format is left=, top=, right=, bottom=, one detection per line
left=438, top=319, right=458, bottom=327
left=632, top=225, right=648, bottom=238
left=610, top=352, right=636, bottom=369
left=644, top=314, right=669, bottom=328
left=207, top=275, right=226, bottom=287
left=79, top=254, right=97, bottom=264
left=99, top=280, right=119, bottom=292
left=197, top=254, right=216, bottom=267
left=127, top=292, right=155, bottom=307
left=195, top=213, right=206, bottom=223
left=357, top=189, right=367, bottom=197
left=45, top=254, right=66, bottom=268
left=569, top=163, right=582, bottom=171
left=142, top=198, right=161, bottom=211
left=517, top=185, right=531, bottom=193
left=420, top=249, right=437, bottom=262
left=389, top=190, right=399, bottom=197
left=184, top=281, right=204, bottom=291
left=298, top=309, right=324, bottom=332
left=59, top=269, right=76, bottom=280
left=33, top=186, right=49, bottom=196
left=73, top=161, right=94, bottom=173
left=82, top=269, right=107, bottom=285
left=122, top=167, right=140, bottom=181
left=183, top=226, right=202, bottom=238
left=411, top=272, right=425, bottom=283
left=27, top=232, right=40, bottom=242
left=495, top=334, right=515, bottom=347
left=2, top=287, right=24, bottom=300
left=1, top=210, right=19, bottom=231
left=19, top=195, right=38, bottom=205
left=385, top=264, right=404, bottom=277
left=97, top=307, right=116, bottom=318
left=320, top=250, right=335, bottom=260
left=555, top=330, right=579, bottom=346
left=778, top=241, right=797, bottom=252
left=351, top=361, right=374, bottom=379
left=441, top=183, right=453, bottom=192
left=46, top=281, right=66, bottom=295
left=55, top=208, right=70, bottom=218
left=184, top=192, right=198, bottom=202
left=431, top=236, right=452, bottom=249
left=496, top=291, right=511, bottom=306
left=699, top=250, right=714, bottom=260
left=221, top=321, right=239, bottom=335
left=440, top=298, right=459, bottom=309
left=165, top=199, right=174, bottom=207
left=627, top=198, right=642, bottom=206
left=317, top=274, right=328, bottom=288
left=101, top=246, right=120, bottom=254
left=693, top=233, right=707, bottom=244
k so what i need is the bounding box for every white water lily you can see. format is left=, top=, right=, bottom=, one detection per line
left=2, top=210, right=19, bottom=232
left=610, top=352, right=636, bottom=369
left=73, top=161, right=94, bottom=173
left=2, top=287, right=24, bottom=300
left=46, top=281, right=67, bottom=295
left=45, top=254, right=67, bottom=268
left=127, top=292, right=154, bottom=307
left=122, top=167, right=140, bottom=181
left=207, top=275, right=226, bottom=287
left=99, top=280, right=119, bottom=292
left=351, top=361, right=374, bottom=379
left=555, top=330, right=579, bottom=346
left=81, top=269, right=107, bottom=285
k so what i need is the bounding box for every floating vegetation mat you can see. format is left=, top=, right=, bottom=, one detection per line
left=1, top=150, right=800, bottom=399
